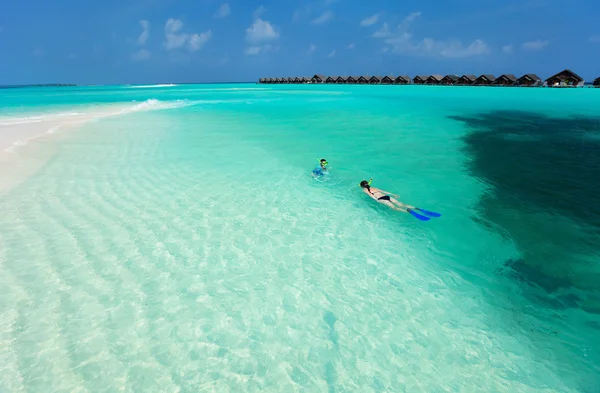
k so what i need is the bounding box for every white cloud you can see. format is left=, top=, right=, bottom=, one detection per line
left=253, top=5, right=266, bottom=20
left=372, top=12, right=489, bottom=58
left=312, top=11, right=334, bottom=25
left=372, top=22, right=391, bottom=38
left=347, top=43, right=355, bottom=49
left=328, top=49, right=336, bottom=58
left=213, top=3, right=231, bottom=18
left=245, top=18, right=279, bottom=43
left=590, top=35, right=600, bottom=43
left=131, top=48, right=151, bottom=61
left=137, top=20, right=149, bottom=45
left=32, top=48, right=44, bottom=57
left=245, top=44, right=274, bottom=56
left=188, top=31, right=212, bottom=51
left=164, top=18, right=211, bottom=51
left=308, top=44, right=317, bottom=54
left=361, top=13, right=381, bottom=27
left=502, top=44, right=514, bottom=54
left=522, top=39, right=549, bottom=50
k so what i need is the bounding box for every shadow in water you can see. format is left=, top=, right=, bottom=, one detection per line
left=451, top=110, right=600, bottom=313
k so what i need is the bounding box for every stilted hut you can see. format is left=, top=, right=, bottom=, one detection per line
left=311, top=74, right=326, bottom=84
left=413, top=75, right=429, bottom=84
left=381, top=76, right=394, bottom=84
left=259, top=78, right=264, bottom=84
left=292, top=77, right=301, bottom=84
left=457, top=75, right=477, bottom=85
left=493, top=74, right=517, bottom=86
left=474, top=74, right=496, bottom=85
left=545, top=69, right=584, bottom=87
left=369, top=76, right=383, bottom=84
left=346, top=76, right=358, bottom=84
left=515, top=74, right=542, bottom=87
left=300, top=77, right=309, bottom=84
left=440, top=75, right=459, bottom=85
left=356, top=76, right=369, bottom=84
left=594, top=77, right=600, bottom=87
left=425, top=75, right=444, bottom=85
left=394, top=76, right=411, bottom=85
left=324, top=76, right=336, bottom=84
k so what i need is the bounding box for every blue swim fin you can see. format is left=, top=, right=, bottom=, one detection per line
left=408, top=209, right=430, bottom=221
left=416, top=208, right=441, bottom=218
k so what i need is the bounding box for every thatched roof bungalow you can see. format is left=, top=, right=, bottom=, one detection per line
left=311, top=74, right=326, bottom=83
left=594, top=77, right=600, bottom=87
left=356, top=76, right=369, bottom=84
left=474, top=74, right=496, bottom=85
left=545, top=69, right=584, bottom=87
left=425, top=75, right=444, bottom=85
left=516, top=74, right=542, bottom=87
left=493, top=74, right=517, bottom=86
left=324, top=76, right=337, bottom=83
left=413, top=75, right=429, bottom=84
left=394, top=76, right=411, bottom=85
left=381, top=76, right=394, bottom=84
left=345, top=76, right=358, bottom=84
left=300, top=77, right=309, bottom=83
left=441, top=75, right=459, bottom=85
left=334, top=76, right=347, bottom=84
left=457, top=75, right=477, bottom=85
left=369, top=76, right=383, bottom=84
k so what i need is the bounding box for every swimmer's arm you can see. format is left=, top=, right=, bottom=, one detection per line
left=379, top=189, right=400, bottom=197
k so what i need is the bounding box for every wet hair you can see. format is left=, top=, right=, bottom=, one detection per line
left=360, top=180, right=372, bottom=193
left=320, top=159, right=327, bottom=163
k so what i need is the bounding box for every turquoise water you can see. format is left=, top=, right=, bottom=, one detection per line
left=1, top=84, right=599, bottom=392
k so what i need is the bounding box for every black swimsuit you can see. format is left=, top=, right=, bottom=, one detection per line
left=377, top=195, right=391, bottom=201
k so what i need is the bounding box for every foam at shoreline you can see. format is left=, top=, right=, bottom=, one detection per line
left=0, top=99, right=189, bottom=153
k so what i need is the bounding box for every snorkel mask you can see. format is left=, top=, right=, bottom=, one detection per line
left=320, top=160, right=329, bottom=168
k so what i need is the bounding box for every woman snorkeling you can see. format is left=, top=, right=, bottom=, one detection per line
left=359, top=179, right=441, bottom=221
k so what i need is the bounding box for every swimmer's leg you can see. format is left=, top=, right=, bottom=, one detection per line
left=379, top=199, right=405, bottom=211
left=389, top=198, right=415, bottom=213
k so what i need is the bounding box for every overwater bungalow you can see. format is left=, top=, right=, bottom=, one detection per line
left=515, top=74, right=542, bottom=87
left=369, top=76, right=383, bottom=84
left=594, top=77, right=600, bottom=87
left=334, top=76, right=347, bottom=84
left=474, top=74, right=496, bottom=85
left=545, top=69, right=584, bottom=87
left=440, top=75, right=459, bottom=85
left=425, top=75, right=444, bottom=85
left=259, top=78, right=265, bottom=84
left=325, top=76, right=338, bottom=84
left=381, top=76, right=394, bottom=84
left=457, top=75, right=477, bottom=85
left=493, top=74, right=517, bottom=86
left=356, top=76, right=369, bottom=84
left=344, top=76, right=356, bottom=84
left=292, top=77, right=300, bottom=84
left=311, top=74, right=326, bottom=84
left=300, top=77, right=309, bottom=84
left=413, top=75, right=429, bottom=84
left=394, top=76, right=411, bottom=85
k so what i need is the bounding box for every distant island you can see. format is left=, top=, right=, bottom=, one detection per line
left=0, top=84, right=77, bottom=89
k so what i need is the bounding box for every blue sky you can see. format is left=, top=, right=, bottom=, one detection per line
left=1, top=0, right=599, bottom=84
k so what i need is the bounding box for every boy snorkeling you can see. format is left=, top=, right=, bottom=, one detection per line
left=312, top=159, right=329, bottom=177
left=359, top=179, right=441, bottom=221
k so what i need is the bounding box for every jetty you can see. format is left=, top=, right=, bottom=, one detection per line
left=259, top=69, right=597, bottom=88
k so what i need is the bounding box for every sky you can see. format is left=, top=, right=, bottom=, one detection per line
left=1, top=0, right=599, bottom=85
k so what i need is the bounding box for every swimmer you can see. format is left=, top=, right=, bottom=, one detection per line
left=312, top=158, right=329, bottom=177
left=359, top=179, right=441, bottom=221
left=359, top=179, right=414, bottom=212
